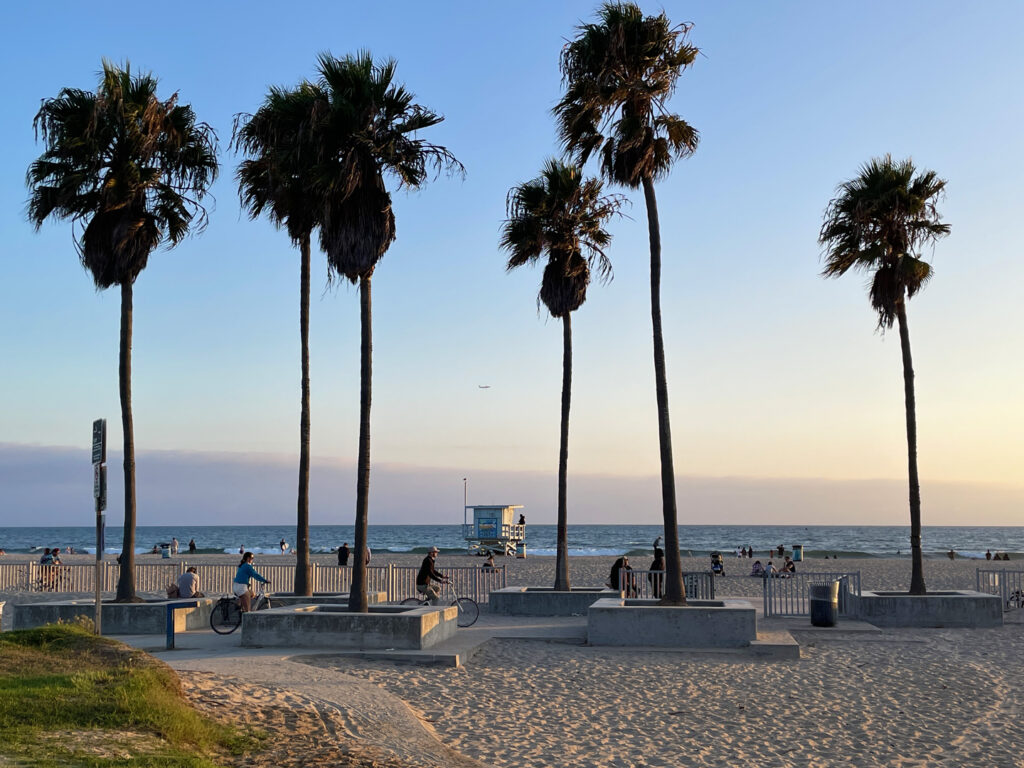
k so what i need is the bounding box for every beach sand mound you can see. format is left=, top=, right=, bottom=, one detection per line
left=178, top=665, right=485, bottom=768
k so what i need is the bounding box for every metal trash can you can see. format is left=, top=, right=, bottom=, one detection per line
left=161, top=547, right=171, bottom=559
left=792, top=544, right=803, bottom=562
left=516, top=541, right=526, bottom=559
left=809, top=580, right=840, bottom=626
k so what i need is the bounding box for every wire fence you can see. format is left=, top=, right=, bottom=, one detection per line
left=762, top=571, right=861, bottom=617
left=617, top=570, right=716, bottom=600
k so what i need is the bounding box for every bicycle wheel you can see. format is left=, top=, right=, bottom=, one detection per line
left=401, top=597, right=425, bottom=606
left=449, top=597, right=479, bottom=628
left=210, top=598, right=242, bottom=634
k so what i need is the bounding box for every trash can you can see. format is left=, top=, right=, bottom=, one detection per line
left=792, top=544, right=803, bottom=562
left=161, top=547, right=171, bottom=559
left=809, top=580, right=839, bottom=627
left=516, top=541, right=526, bottom=559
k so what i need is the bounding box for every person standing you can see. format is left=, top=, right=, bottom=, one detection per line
left=188, top=538, right=196, bottom=554
left=648, top=544, right=665, bottom=599
left=279, top=538, right=288, bottom=553
left=416, top=547, right=449, bottom=604
left=233, top=552, right=269, bottom=612
left=171, top=537, right=179, bottom=555
left=338, top=542, right=350, bottom=566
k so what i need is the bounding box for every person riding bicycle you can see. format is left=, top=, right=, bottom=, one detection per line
left=416, top=546, right=449, bottom=605
left=233, top=551, right=269, bottom=612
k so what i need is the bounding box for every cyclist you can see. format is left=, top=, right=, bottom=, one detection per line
left=416, top=546, right=449, bottom=605
left=233, top=551, right=269, bottom=612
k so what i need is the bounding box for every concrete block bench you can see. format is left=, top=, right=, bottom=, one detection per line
left=489, top=586, right=619, bottom=616
left=587, top=597, right=757, bottom=648
left=848, top=590, right=1003, bottom=627
left=242, top=603, right=458, bottom=649
left=10, top=598, right=215, bottom=635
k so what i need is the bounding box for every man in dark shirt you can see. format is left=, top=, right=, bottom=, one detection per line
left=338, top=542, right=350, bottom=567
left=416, top=547, right=448, bottom=604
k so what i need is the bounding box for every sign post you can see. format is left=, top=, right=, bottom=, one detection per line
left=92, top=419, right=106, bottom=634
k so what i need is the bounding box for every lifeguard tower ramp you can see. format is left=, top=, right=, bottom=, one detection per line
left=463, top=505, right=525, bottom=556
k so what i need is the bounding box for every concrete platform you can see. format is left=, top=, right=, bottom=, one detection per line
left=849, top=590, right=1003, bottom=628
left=10, top=597, right=215, bottom=634
left=241, top=603, right=458, bottom=650
left=270, top=591, right=386, bottom=607
left=488, top=586, right=618, bottom=616
left=587, top=598, right=758, bottom=648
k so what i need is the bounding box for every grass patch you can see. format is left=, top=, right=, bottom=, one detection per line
left=0, top=624, right=261, bottom=766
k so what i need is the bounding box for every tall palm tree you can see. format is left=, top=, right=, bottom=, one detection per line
left=27, top=61, right=217, bottom=602
left=234, top=83, right=322, bottom=596
left=555, top=2, right=699, bottom=604
left=500, top=160, right=621, bottom=592
left=308, top=52, right=462, bottom=612
left=819, top=155, right=950, bottom=596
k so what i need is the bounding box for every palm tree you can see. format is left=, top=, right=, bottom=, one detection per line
left=555, top=2, right=699, bottom=604
left=234, top=83, right=322, bottom=596
left=308, top=52, right=462, bottom=612
left=27, top=61, right=217, bottom=601
left=819, top=155, right=950, bottom=596
left=500, top=160, right=622, bottom=592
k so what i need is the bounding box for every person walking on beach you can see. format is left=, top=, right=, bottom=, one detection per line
left=279, top=538, right=288, bottom=553
left=416, top=547, right=449, bottom=605
left=338, top=543, right=350, bottom=566
left=233, top=552, right=269, bottom=612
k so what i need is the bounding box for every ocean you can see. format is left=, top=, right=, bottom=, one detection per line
left=2, top=523, right=1022, bottom=560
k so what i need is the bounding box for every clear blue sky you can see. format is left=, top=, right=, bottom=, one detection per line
left=2, top=1, right=1022, bottom=526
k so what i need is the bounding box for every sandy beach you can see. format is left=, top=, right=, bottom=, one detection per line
left=3, top=553, right=1022, bottom=766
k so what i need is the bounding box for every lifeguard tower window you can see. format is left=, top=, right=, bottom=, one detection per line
left=463, top=505, right=525, bottom=556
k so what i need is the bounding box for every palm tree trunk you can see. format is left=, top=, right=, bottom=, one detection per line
left=295, top=235, right=312, bottom=596
left=554, top=313, right=572, bottom=592
left=897, top=301, right=926, bottom=595
left=348, top=274, right=373, bottom=613
left=115, top=281, right=138, bottom=602
left=642, top=176, right=685, bottom=606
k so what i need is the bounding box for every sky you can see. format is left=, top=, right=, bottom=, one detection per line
left=1, top=1, right=1022, bottom=528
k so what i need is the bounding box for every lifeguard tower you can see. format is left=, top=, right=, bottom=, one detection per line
left=463, top=505, right=525, bottom=556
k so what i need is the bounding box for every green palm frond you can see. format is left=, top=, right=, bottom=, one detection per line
left=501, top=159, right=623, bottom=317
left=819, top=155, right=948, bottom=330
left=307, top=51, right=462, bottom=283
left=555, top=1, right=699, bottom=188
left=27, top=60, right=218, bottom=288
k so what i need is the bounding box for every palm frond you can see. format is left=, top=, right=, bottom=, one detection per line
left=27, top=60, right=219, bottom=288
left=500, top=159, right=623, bottom=317
left=819, top=155, right=949, bottom=329
left=554, top=2, right=699, bottom=187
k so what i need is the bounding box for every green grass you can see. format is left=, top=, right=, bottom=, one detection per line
left=0, top=624, right=262, bottom=767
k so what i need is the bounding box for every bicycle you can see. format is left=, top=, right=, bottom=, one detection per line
left=401, top=580, right=479, bottom=627
left=1006, top=589, right=1023, bottom=611
left=209, top=584, right=272, bottom=635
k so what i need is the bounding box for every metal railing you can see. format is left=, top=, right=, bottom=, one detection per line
left=618, top=570, right=716, bottom=600
left=0, top=561, right=507, bottom=605
left=976, top=569, right=1024, bottom=611
left=762, top=571, right=861, bottom=617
